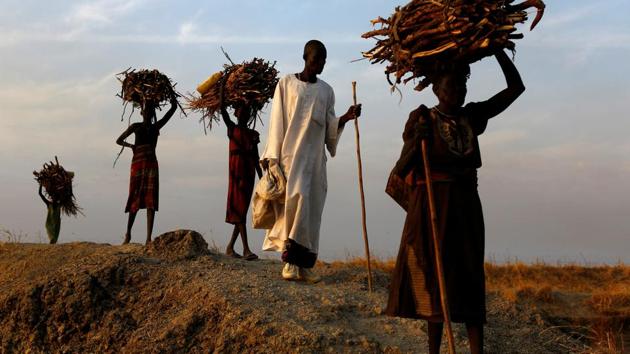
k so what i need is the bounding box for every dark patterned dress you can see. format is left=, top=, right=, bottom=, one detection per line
left=226, top=125, right=260, bottom=224
left=386, top=104, right=489, bottom=324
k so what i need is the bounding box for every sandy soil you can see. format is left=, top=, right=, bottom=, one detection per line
left=0, top=230, right=588, bottom=353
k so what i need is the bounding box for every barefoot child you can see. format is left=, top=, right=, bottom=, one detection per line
left=38, top=184, right=61, bottom=244
left=34, top=157, right=81, bottom=244
left=220, top=84, right=262, bottom=260
left=187, top=57, right=278, bottom=260
left=116, top=92, right=178, bottom=245
left=115, top=69, right=181, bottom=245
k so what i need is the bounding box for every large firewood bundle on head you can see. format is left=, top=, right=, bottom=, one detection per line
left=116, top=69, right=184, bottom=120
left=187, top=56, right=279, bottom=131
left=33, top=157, right=82, bottom=216
left=362, top=0, right=545, bottom=91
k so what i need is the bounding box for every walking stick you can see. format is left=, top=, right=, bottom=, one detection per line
left=352, top=81, right=373, bottom=292
left=421, top=139, right=457, bottom=354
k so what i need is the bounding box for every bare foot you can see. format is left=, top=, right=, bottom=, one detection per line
left=123, top=233, right=131, bottom=245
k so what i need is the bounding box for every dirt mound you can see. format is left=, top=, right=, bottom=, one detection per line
left=0, top=235, right=585, bottom=353
left=147, top=229, right=210, bottom=261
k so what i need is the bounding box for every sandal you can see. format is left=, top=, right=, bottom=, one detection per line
left=226, top=251, right=243, bottom=259
left=244, top=253, right=259, bottom=261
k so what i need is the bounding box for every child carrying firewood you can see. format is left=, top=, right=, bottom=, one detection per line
left=38, top=184, right=62, bottom=244
left=116, top=95, right=177, bottom=245
left=34, top=157, right=81, bottom=244
left=115, top=69, right=182, bottom=246
left=187, top=56, right=278, bottom=260
left=220, top=83, right=262, bottom=260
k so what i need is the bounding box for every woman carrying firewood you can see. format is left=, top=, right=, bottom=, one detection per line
left=220, top=82, right=262, bottom=261
left=386, top=49, right=525, bottom=354
left=116, top=94, right=178, bottom=245
left=362, top=0, right=544, bottom=351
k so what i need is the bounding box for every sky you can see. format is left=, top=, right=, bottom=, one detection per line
left=1, top=0, right=629, bottom=263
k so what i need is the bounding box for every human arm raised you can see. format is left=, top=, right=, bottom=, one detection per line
left=467, top=49, right=525, bottom=120
left=155, top=94, right=178, bottom=131
left=38, top=184, right=51, bottom=205
left=219, top=82, right=235, bottom=128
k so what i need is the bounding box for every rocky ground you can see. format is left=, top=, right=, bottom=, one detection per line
left=0, top=230, right=590, bottom=353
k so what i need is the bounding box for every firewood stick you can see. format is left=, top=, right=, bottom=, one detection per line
left=352, top=81, right=373, bottom=293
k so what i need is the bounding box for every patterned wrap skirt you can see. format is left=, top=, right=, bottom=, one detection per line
left=385, top=171, right=486, bottom=324
left=125, top=144, right=159, bottom=213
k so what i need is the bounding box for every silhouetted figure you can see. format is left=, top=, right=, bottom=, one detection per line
left=260, top=40, right=362, bottom=283
left=38, top=184, right=62, bottom=244
left=220, top=84, right=262, bottom=261
left=34, top=157, right=80, bottom=244
left=116, top=94, right=177, bottom=245
left=386, top=49, right=525, bottom=354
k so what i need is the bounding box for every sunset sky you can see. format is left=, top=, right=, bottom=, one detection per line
left=1, top=0, right=629, bottom=263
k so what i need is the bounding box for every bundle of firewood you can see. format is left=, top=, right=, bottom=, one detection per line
left=116, top=69, right=184, bottom=119
left=362, top=0, right=545, bottom=91
left=187, top=57, right=279, bottom=131
left=33, top=157, right=82, bottom=216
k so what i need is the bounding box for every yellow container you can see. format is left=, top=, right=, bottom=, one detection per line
left=196, top=72, right=223, bottom=95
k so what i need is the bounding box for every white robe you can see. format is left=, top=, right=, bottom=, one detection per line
left=261, top=74, right=344, bottom=253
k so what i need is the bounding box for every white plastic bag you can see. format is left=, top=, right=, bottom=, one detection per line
left=252, top=161, right=285, bottom=229
left=255, top=161, right=285, bottom=201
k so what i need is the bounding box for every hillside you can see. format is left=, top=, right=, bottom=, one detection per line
left=0, top=230, right=622, bottom=353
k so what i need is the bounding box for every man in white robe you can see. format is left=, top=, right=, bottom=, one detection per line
left=260, top=40, right=361, bottom=282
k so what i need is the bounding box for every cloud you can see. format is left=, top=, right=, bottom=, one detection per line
left=526, top=29, right=630, bottom=51
left=0, top=0, right=146, bottom=46
left=543, top=3, right=600, bottom=28
left=66, top=0, right=144, bottom=26
left=0, top=73, right=116, bottom=120
left=0, top=0, right=364, bottom=48
left=177, top=22, right=196, bottom=43
left=518, top=29, right=630, bottom=68
left=0, top=72, right=122, bottom=161
left=0, top=29, right=362, bottom=47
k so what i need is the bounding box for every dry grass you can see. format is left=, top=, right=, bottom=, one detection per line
left=484, top=262, right=630, bottom=353
left=326, top=256, right=396, bottom=273
left=588, top=284, right=630, bottom=316
left=328, top=257, right=630, bottom=352
left=0, top=228, right=29, bottom=243
left=485, top=261, right=630, bottom=295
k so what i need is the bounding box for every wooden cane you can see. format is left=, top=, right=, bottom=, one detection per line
left=352, top=81, right=373, bottom=292
left=421, top=139, right=457, bottom=354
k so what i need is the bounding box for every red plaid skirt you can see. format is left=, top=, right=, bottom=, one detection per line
left=125, top=145, right=159, bottom=213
